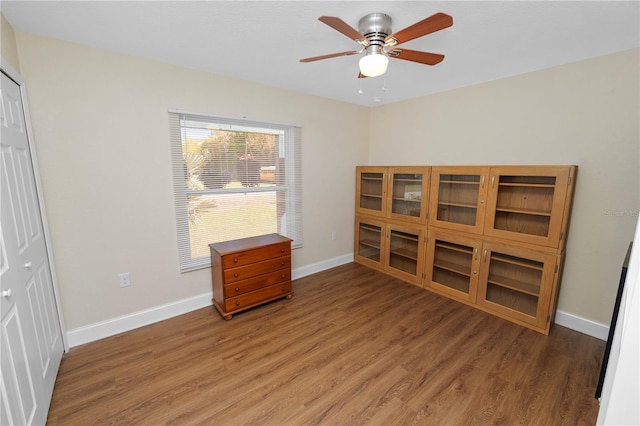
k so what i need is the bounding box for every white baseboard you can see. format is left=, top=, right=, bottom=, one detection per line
left=292, top=253, right=354, bottom=280
left=555, top=309, right=609, bottom=341
left=67, top=293, right=214, bottom=348
left=67, top=254, right=608, bottom=348
left=66, top=253, right=355, bottom=348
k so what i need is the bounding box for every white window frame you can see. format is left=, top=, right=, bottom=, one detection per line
left=169, top=110, right=302, bottom=272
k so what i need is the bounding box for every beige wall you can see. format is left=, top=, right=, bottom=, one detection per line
left=1, top=13, right=20, bottom=71
left=15, top=32, right=370, bottom=329
left=370, top=49, right=640, bottom=325
left=13, top=28, right=639, bottom=330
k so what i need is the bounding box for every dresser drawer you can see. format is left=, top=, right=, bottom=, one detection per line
left=224, top=282, right=292, bottom=312
left=225, top=269, right=291, bottom=297
left=224, top=256, right=291, bottom=283
left=222, top=242, right=290, bottom=269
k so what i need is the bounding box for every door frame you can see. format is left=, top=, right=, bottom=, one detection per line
left=1, top=58, right=69, bottom=352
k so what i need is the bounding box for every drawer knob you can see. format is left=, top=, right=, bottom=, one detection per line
left=234, top=273, right=239, bottom=278
left=281, top=262, right=285, bottom=266
left=281, top=274, right=286, bottom=279
left=281, top=287, right=286, bottom=292
left=235, top=301, right=240, bottom=306
left=281, top=248, right=285, bottom=253
left=235, top=287, right=239, bottom=292
left=233, top=258, right=238, bottom=263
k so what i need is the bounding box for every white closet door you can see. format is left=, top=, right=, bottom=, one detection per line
left=1, top=70, right=64, bottom=426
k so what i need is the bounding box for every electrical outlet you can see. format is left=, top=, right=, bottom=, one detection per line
left=331, top=231, right=337, bottom=241
left=119, top=272, right=131, bottom=288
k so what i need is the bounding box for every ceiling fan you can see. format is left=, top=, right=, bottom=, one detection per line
left=300, top=12, right=453, bottom=78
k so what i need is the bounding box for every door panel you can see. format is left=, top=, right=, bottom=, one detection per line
left=1, top=304, right=38, bottom=426
left=1, top=71, right=64, bottom=425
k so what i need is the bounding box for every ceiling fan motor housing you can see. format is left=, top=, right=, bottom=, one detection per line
left=359, top=13, right=392, bottom=54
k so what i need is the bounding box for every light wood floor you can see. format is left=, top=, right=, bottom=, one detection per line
left=47, top=263, right=605, bottom=425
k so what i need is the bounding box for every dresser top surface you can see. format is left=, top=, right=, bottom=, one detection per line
left=209, top=233, right=292, bottom=255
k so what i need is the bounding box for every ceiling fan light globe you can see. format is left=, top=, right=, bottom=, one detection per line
left=359, top=53, right=389, bottom=77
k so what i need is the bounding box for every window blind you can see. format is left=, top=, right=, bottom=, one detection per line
left=169, top=111, right=302, bottom=272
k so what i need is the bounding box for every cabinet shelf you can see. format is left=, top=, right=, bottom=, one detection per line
left=438, top=201, right=478, bottom=209
left=362, top=177, right=384, bottom=181
left=390, top=248, right=418, bottom=261
left=391, top=233, right=419, bottom=243
left=435, top=242, right=473, bottom=255
left=440, top=180, right=479, bottom=185
left=362, top=253, right=380, bottom=261
left=361, top=193, right=383, bottom=199
left=434, top=260, right=471, bottom=277
left=394, top=178, right=422, bottom=183
left=359, top=239, right=381, bottom=249
left=498, top=182, right=555, bottom=188
left=495, top=206, right=552, bottom=217
left=359, top=225, right=381, bottom=233
left=393, top=197, right=421, bottom=203
left=487, top=276, right=540, bottom=296
left=490, top=254, right=544, bottom=271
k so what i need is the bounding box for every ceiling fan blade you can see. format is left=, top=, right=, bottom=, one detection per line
left=358, top=72, right=368, bottom=79
left=300, top=50, right=360, bottom=63
left=388, top=49, right=445, bottom=65
left=318, top=16, right=369, bottom=47
left=385, top=12, right=453, bottom=47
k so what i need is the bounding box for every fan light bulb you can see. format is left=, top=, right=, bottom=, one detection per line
left=359, top=53, right=389, bottom=77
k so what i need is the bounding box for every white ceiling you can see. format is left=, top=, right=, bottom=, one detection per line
left=3, top=1, right=639, bottom=107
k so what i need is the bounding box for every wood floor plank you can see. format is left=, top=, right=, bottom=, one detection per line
left=46, top=263, right=605, bottom=425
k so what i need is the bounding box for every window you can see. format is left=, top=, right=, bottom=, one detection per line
left=169, top=111, right=302, bottom=272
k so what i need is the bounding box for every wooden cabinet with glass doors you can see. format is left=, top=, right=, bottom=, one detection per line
left=355, top=216, right=425, bottom=286
left=355, top=164, right=576, bottom=335
left=356, top=166, right=430, bottom=224
left=429, top=165, right=576, bottom=249
left=425, top=230, right=562, bottom=333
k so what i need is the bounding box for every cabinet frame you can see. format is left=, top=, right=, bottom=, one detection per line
left=355, top=216, right=425, bottom=286
left=429, top=166, right=490, bottom=234
left=484, top=166, right=573, bottom=248
left=386, top=222, right=426, bottom=285
left=387, top=166, right=430, bottom=224
left=425, top=230, right=481, bottom=303
left=356, top=166, right=389, bottom=218
left=354, top=216, right=386, bottom=270
left=476, top=241, right=558, bottom=331
left=357, top=166, right=430, bottom=224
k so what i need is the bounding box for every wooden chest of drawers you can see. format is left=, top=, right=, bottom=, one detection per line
left=210, top=233, right=293, bottom=320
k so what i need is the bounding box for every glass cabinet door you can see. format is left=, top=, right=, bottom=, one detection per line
left=386, top=224, right=424, bottom=286
left=388, top=167, right=430, bottom=224
left=484, top=166, right=572, bottom=248
left=429, top=166, right=489, bottom=234
left=354, top=217, right=385, bottom=269
left=477, top=242, right=557, bottom=329
left=425, top=231, right=480, bottom=302
left=356, top=167, right=388, bottom=217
